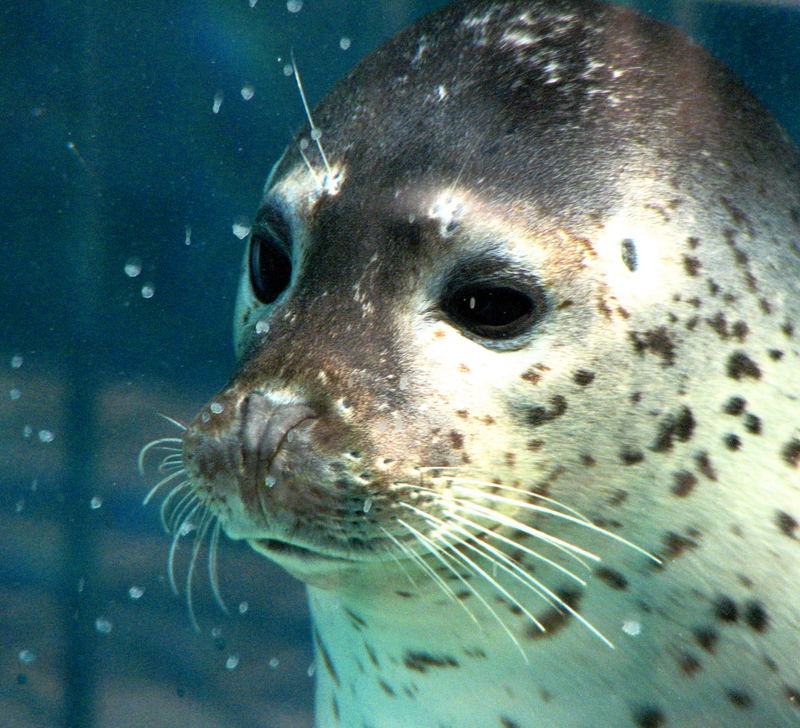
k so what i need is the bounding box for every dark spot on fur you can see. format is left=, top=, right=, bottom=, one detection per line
left=683, top=254, right=701, bottom=276
left=395, top=590, right=414, bottom=598
left=713, top=596, right=738, bottom=622
left=526, top=588, right=581, bottom=639
left=768, top=348, right=784, bottom=360
left=743, top=601, right=769, bottom=632
left=694, top=451, right=718, bottom=481
left=650, top=406, right=695, bottom=452
left=732, top=321, right=748, bottom=340
left=500, top=718, right=520, bottom=728
left=633, top=705, right=665, bottom=727
left=782, top=439, right=800, bottom=468
left=619, top=446, right=645, bottom=465
left=581, top=453, right=596, bottom=467
left=726, top=689, right=753, bottom=708
left=706, top=312, right=730, bottom=339
left=677, top=651, right=702, bottom=674
left=723, top=433, right=742, bottom=451
left=607, top=489, right=628, bottom=506
left=693, top=626, right=718, bottom=652
left=378, top=679, right=396, bottom=697
left=723, top=396, right=746, bottom=415
left=527, top=439, right=544, bottom=451
left=448, top=431, right=464, bottom=449
left=629, top=327, right=676, bottom=366
left=345, top=608, right=367, bottom=630
left=331, top=696, right=339, bottom=721
left=621, top=238, right=638, bottom=271
left=776, top=510, right=798, bottom=538
left=726, top=351, right=761, bottom=380
left=403, top=651, right=458, bottom=672
left=671, top=470, right=698, bottom=497
left=662, top=531, right=698, bottom=559
left=314, top=629, right=340, bottom=687
left=525, top=395, right=567, bottom=427
left=743, top=414, right=761, bottom=434
left=573, top=369, right=595, bottom=386
left=782, top=320, right=795, bottom=338
left=785, top=686, right=800, bottom=708
left=595, top=566, right=628, bottom=590
left=521, top=367, right=543, bottom=385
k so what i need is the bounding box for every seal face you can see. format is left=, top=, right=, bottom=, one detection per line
left=176, top=0, right=800, bottom=725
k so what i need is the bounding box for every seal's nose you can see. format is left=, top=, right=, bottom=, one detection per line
left=239, top=393, right=317, bottom=489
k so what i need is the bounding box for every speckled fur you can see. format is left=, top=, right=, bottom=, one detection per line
left=180, top=1, right=800, bottom=726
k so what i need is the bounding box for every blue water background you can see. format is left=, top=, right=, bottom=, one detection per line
left=1, top=1, right=798, bottom=727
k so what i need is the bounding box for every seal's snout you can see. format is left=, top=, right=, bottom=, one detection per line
left=239, top=393, right=317, bottom=489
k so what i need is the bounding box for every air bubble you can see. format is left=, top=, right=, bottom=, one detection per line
left=310, top=127, right=322, bottom=141
left=179, top=521, right=196, bottom=536
left=232, top=217, right=251, bottom=240
left=38, top=430, right=54, bottom=443
left=10, top=355, right=23, bottom=369
left=268, top=657, right=280, bottom=668
left=622, top=619, right=641, bottom=636
left=128, top=585, right=145, bottom=599
left=363, top=497, right=373, bottom=513
left=184, top=225, right=192, bottom=246
left=124, top=257, right=142, bottom=278
left=89, top=496, right=103, bottom=510
left=282, top=63, right=294, bottom=77
left=212, top=91, right=224, bottom=114
left=249, top=0, right=257, bottom=6
left=141, top=283, right=155, bottom=299
left=307, top=661, right=316, bottom=677
left=225, top=654, right=240, bottom=670
left=339, top=37, right=351, bottom=51
left=95, top=617, right=113, bottom=634
left=210, top=402, right=224, bottom=414
left=286, top=0, right=303, bottom=12
left=241, top=84, right=255, bottom=100
left=238, top=601, right=249, bottom=614
left=265, top=475, right=277, bottom=488
left=255, top=320, right=270, bottom=335
left=22, top=425, right=32, bottom=439
left=18, top=650, right=36, bottom=664
left=10, top=388, right=21, bottom=401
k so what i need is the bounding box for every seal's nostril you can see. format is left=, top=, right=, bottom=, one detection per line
left=239, top=393, right=317, bottom=487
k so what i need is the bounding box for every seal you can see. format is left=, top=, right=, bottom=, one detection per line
left=149, top=0, right=800, bottom=725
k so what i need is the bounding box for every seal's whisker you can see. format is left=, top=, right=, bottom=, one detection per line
left=395, top=518, right=485, bottom=630
left=156, top=413, right=187, bottom=431
left=412, top=518, right=530, bottom=663
left=158, top=453, right=184, bottom=469
left=186, top=507, right=213, bottom=633
left=290, top=50, right=332, bottom=178
left=137, top=436, right=183, bottom=475
left=381, top=525, right=461, bottom=606
left=416, top=505, right=614, bottom=648
left=428, top=504, right=587, bottom=587
left=162, top=484, right=195, bottom=534
left=208, top=519, right=229, bottom=615
left=168, top=500, right=200, bottom=595
left=142, top=467, right=187, bottom=506
left=442, top=485, right=659, bottom=564
left=376, top=527, right=419, bottom=588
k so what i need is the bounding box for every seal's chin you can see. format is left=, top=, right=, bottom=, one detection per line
left=248, top=537, right=363, bottom=586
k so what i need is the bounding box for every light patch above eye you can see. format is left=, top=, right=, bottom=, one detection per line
left=428, top=189, right=468, bottom=237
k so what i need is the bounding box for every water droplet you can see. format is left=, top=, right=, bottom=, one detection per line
left=310, top=127, right=322, bottom=141
left=22, top=425, right=33, bottom=439
left=201, top=412, right=210, bottom=423
left=282, top=63, right=294, bottom=77
left=265, top=475, right=277, bottom=488
left=363, top=497, right=373, bottom=513
left=18, top=649, right=36, bottom=664
left=212, top=91, right=224, bottom=114
left=179, top=521, right=196, bottom=536
left=232, top=216, right=251, bottom=239
left=95, top=617, right=113, bottom=634
left=298, top=137, right=309, bottom=150
left=268, top=657, right=280, bottom=668
left=89, top=496, right=103, bottom=510
left=15, top=499, right=25, bottom=513
left=124, top=257, right=142, bottom=278
left=225, top=654, right=240, bottom=670
left=210, top=402, right=224, bottom=414
left=339, top=37, right=351, bottom=51
left=38, top=430, right=54, bottom=443
left=10, top=388, right=21, bottom=401
left=10, top=354, right=23, bottom=369
left=306, top=660, right=316, bottom=677
left=255, top=320, right=270, bottom=334
left=622, top=619, right=641, bottom=636
left=211, top=626, right=223, bottom=638
left=128, top=585, right=145, bottom=600
left=241, top=84, right=255, bottom=100
left=141, top=283, right=155, bottom=299
left=248, top=0, right=257, bottom=6
left=286, top=0, right=303, bottom=12
left=238, top=601, right=249, bottom=614
left=184, top=225, right=192, bottom=246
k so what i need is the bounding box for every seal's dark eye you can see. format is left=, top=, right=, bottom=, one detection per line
left=249, top=226, right=292, bottom=305
left=442, top=281, right=545, bottom=340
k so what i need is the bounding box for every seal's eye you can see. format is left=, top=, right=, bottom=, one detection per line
left=444, top=283, right=540, bottom=339
left=249, top=224, right=292, bottom=305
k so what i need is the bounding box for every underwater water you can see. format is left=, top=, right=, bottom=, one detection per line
left=1, top=1, right=799, bottom=727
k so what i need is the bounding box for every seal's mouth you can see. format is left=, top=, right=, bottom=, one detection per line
left=249, top=537, right=356, bottom=563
